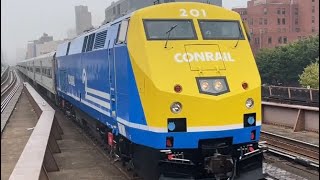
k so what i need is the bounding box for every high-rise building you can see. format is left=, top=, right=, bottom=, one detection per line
left=103, top=0, right=222, bottom=24
left=75, top=5, right=93, bottom=35
left=35, top=40, right=64, bottom=56
left=25, top=33, right=64, bottom=59
left=26, top=33, right=53, bottom=59
left=233, top=0, right=319, bottom=53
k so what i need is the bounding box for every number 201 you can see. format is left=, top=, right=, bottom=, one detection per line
left=180, top=9, right=207, bottom=17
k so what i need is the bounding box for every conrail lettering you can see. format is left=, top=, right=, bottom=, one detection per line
left=174, top=52, right=235, bottom=63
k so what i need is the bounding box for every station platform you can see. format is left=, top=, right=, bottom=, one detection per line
left=261, top=124, right=319, bottom=146
left=1, top=91, right=38, bottom=180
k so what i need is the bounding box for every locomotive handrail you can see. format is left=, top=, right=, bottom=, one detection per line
left=9, top=82, right=63, bottom=180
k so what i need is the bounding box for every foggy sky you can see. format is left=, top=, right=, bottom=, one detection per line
left=1, top=0, right=248, bottom=65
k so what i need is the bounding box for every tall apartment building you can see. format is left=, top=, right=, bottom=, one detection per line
left=25, top=33, right=63, bottom=59
left=75, top=5, right=93, bottom=35
left=103, top=0, right=222, bottom=23
left=233, top=0, right=319, bottom=53
left=26, top=33, right=53, bottom=59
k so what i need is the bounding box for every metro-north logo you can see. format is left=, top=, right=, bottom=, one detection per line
left=174, top=52, right=235, bottom=63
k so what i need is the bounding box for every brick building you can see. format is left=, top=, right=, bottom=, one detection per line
left=233, top=0, right=319, bottom=53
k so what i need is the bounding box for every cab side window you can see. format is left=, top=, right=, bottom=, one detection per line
left=116, top=19, right=129, bottom=44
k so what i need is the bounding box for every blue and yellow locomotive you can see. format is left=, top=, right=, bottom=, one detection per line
left=20, top=2, right=264, bottom=179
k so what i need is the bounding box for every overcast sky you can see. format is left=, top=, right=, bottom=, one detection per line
left=1, top=0, right=248, bottom=64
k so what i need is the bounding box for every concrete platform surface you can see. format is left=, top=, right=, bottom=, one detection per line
left=1, top=91, right=38, bottom=180
left=262, top=124, right=319, bottom=146
left=47, top=109, right=126, bottom=180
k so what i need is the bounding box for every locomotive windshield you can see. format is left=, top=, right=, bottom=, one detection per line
left=198, top=20, right=244, bottom=40
left=143, top=19, right=197, bottom=40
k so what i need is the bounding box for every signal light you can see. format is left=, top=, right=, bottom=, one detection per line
left=174, top=84, right=182, bottom=93
left=167, top=154, right=174, bottom=160
left=170, top=102, right=182, bottom=114
left=166, top=137, right=174, bottom=148
left=247, top=116, right=255, bottom=125
left=242, top=82, right=248, bottom=90
left=250, top=130, right=256, bottom=140
left=108, top=132, right=114, bottom=146
left=248, top=146, right=254, bottom=152
left=246, top=98, right=254, bottom=109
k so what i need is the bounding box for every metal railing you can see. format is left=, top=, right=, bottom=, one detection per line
left=9, top=82, right=63, bottom=180
left=262, top=85, right=319, bottom=107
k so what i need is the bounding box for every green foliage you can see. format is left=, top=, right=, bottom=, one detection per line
left=299, top=57, right=319, bottom=89
left=255, top=35, right=319, bottom=86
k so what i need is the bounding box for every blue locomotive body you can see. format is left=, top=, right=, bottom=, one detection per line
left=56, top=15, right=146, bottom=144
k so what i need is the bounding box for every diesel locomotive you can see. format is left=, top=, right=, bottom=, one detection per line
left=18, top=2, right=264, bottom=179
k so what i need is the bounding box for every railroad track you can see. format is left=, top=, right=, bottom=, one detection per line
left=1, top=69, right=21, bottom=113
left=1, top=69, right=12, bottom=93
left=1, top=66, right=9, bottom=84
left=260, top=131, right=319, bottom=168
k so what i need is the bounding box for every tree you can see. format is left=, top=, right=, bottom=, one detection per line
left=299, top=57, right=319, bottom=89
left=255, top=35, right=319, bottom=86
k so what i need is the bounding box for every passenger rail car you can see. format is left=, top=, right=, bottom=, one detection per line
left=19, top=2, right=264, bottom=180
left=17, top=52, right=56, bottom=99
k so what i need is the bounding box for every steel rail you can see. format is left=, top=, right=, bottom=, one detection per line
left=1, top=69, right=11, bottom=88
left=1, top=70, right=15, bottom=97
left=1, top=69, right=20, bottom=113
left=1, top=66, right=9, bottom=84
left=260, top=131, right=319, bottom=168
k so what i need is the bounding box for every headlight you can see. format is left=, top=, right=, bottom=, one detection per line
left=246, top=98, right=254, bottom=109
left=196, top=77, right=229, bottom=95
left=201, top=81, right=209, bottom=91
left=213, top=80, right=224, bottom=91
left=170, top=102, right=182, bottom=114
